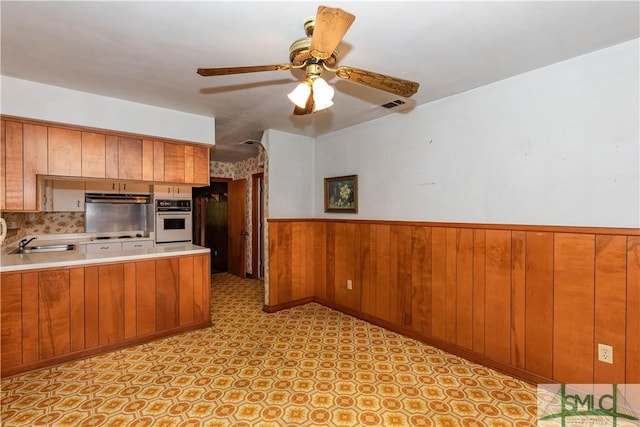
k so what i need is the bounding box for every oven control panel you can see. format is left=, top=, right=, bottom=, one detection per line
left=156, top=199, right=191, bottom=211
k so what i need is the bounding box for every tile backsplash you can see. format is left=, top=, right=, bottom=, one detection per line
left=1, top=212, right=85, bottom=245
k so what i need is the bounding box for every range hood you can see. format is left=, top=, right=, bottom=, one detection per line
left=85, top=193, right=151, bottom=204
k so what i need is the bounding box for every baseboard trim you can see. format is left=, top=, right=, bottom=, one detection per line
left=262, top=297, right=314, bottom=313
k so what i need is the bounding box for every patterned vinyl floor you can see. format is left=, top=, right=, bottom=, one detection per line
left=1, top=273, right=538, bottom=426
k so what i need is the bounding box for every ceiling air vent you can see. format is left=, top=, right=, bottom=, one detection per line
left=381, top=99, right=406, bottom=109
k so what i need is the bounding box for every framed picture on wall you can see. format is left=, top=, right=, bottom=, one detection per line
left=324, top=175, right=358, bottom=213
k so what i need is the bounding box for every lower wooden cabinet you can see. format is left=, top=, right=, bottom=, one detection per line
left=0, top=253, right=211, bottom=377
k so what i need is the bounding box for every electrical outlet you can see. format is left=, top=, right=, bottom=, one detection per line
left=598, top=343, right=613, bottom=364
left=347, top=279, right=353, bottom=290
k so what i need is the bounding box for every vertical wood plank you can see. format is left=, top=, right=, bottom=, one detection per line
left=396, top=226, right=412, bottom=327
left=98, top=264, right=125, bottom=345
left=484, top=230, right=512, bottom=364
left=184, top=144, right=194, bottom=183
left=105, top=135, right=119, bottom=179
left=1, top=274, right=23, bottom=369
left=511, top=231, right=526, bottom=369
left=69, top=268, right=85, bottom=352
left=445, top=228, right=458, bottom=343
left=325, top=223, right=336, bottom=303
left=360, top=224, right=373, bottom=316
left=375, top=225, right=392, bottom=323
left=164, top=142, right=186, bottom=183
left=554, top=233, right=595, bottom=384
left=276, top=222, right=292, bottom=304
left=333, top=222, right=348, bottom=308
left=524, top=231, right=554, bottom=379
left=5, top=121, right=24, bottom=209
left=81, top=131, right=106, bottom=178
left=343, top=223, right=360, bottom=311
left=142, top=139, right=155, bottom=181
left=123, top=263, right=137, bottom=339
left=202, top=254, right=212, bottom=321
left=22, top=124, right=48, bottom=210
left=594, top=235, right=627, bottom=383
left=431, top=227, right=447, bottom=340
left=301, top=223, right=315, bottom=299
left=179, top=256, right=195, bottom=325
left=268, top=222, right=279, bottom=305
left=311, top=223, right=326, bottom=299
left=411, top=226, right=432, bottom=336
left=84, top=266, right=99, bottom=348
left=627, top=236, right=640, bottom=383
left=290, top=222, right=303, bottom=300
left=156, top=258, right=179, bottom=331
left=39, top=270, right=71, bottom=358
left=350, top=223, right=362, bottom=312
left=48, top=127, right=81, bottom=176
left=153, top=140, right=165, bottom=182
left=388, top=225, right=400, bottom=325
left=193, top=145, right=210, bottom=185
left=193, top=255, right=204, bottom=320
left=473, top=229, right=486, bottom=354
left=136, top=260, right=156, bottom=335
left=21, top=272, right=39, bottom=364
left=118, top=137, right=142, bottom=180
left=456, top=228, right=474, bottom=350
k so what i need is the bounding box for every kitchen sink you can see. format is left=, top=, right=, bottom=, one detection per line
left=10, top=244, right=76, bottom=255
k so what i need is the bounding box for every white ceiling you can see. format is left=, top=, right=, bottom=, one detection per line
left=1, top=1, right=638, bottom=163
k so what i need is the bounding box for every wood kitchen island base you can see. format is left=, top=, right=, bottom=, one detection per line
left=1, top=253, right=211, bottom=378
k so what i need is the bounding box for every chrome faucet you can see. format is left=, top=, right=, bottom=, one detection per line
left=19, top=236, right=37, bottom=250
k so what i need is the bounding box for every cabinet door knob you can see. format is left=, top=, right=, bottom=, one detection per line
left=77, top=200, right=80, bottom=208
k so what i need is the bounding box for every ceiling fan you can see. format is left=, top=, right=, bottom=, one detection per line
left=197, top=5, right=420, bottom=115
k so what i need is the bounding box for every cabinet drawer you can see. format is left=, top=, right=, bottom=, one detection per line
left=122, top=240, right=154, bottom=251
left=84, top=242, right=122, bottom=252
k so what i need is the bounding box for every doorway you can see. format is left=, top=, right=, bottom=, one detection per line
left=193, top=181, right=229, bottom=273
left=193, top=178, right=247, bottom=277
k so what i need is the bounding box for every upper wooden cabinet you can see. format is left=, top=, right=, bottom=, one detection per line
left=164, top=142, right=186, bottom=183
left=154, top=140, right=210, bottom=185
left=81, top=132, right=106, bottom=178
left=118, top=137, right=143, bottom=181
left=1, top=116, right=211, bottom=211
left=193, top=145, right=210, bottom=185
left=48, top=127, right=81, bottom=177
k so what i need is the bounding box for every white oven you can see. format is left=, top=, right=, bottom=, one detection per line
left=155, top=199, right=192, bottom=244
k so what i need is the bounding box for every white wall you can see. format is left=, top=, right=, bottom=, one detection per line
left=314, top=39, right=640, bottom=228
left=1, top=76, right=215, bottom=145
left=262, top=129, right=314, bottom=218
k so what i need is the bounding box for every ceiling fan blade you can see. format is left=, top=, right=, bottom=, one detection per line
left=293, top=90, right=315, bottom=115
left=197, top=64, right=292, bottom=76
left=333, top=66, right=420, bottom=98
left=310, top=6, right=355, bottom=60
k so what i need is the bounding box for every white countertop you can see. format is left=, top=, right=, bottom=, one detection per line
left=0, top=233, right=209, bottom=273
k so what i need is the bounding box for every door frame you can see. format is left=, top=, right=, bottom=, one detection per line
left=251, top=172, right=264, bottom=279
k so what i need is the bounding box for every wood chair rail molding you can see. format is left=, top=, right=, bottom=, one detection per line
left=267, top=218, right=640, bottom=236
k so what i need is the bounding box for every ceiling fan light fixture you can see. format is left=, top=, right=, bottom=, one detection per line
left=287, top=81, right=312, bottom=108
left=311, top=77, right=334, bottom=111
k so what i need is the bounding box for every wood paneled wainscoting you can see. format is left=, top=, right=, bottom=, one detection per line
left=266, top=219, right=640, bottom=385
